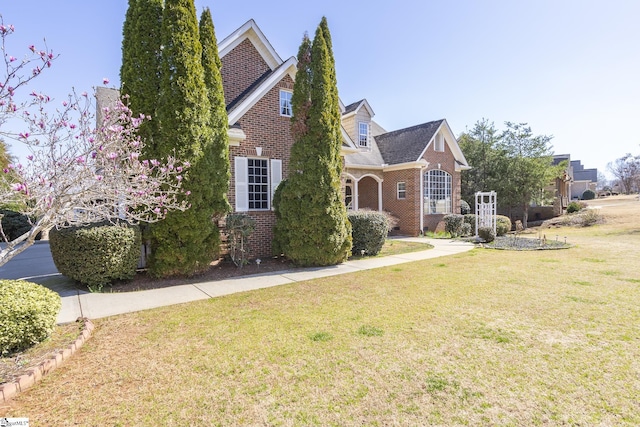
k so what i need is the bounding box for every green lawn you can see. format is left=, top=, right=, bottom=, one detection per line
left=3, top=197, right=640, bottom=425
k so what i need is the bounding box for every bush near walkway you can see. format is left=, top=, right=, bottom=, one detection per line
left=0, top=280, right=60, bottom=356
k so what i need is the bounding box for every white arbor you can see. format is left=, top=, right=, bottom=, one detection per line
left=475, top=191, right=497, bottom=238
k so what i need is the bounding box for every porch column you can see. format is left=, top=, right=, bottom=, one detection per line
left=378, top=179, right=383, bottom=212
left=354, top=179, right=359, bottom=211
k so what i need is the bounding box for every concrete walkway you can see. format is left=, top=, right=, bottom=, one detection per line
left=1, top=239, right=474, bottom=324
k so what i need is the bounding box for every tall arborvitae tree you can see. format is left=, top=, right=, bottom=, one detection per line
left=273, top=18, right=351, bottom=266
left=199, top=8, right=230, bottom=217
left=148, top=0, right=219, bottom=277
left=120, top=0, right=163, bottom=150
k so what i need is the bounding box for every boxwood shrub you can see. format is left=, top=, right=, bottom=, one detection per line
left=0, top=280, right=61, bottom=355
left=443, top=214, right=464, bottom=237
left=496, top=215, right=512, bottom=236
left=478, top=226, right=496, bottom=243
left=464, top=214, right=477, bottom=236
left=50, top=221, right=141, bottom=291
left=348, top=210, right=389, bottom=256
left=582, top=189, right=596, bottom=200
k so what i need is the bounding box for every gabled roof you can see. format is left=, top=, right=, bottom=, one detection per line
left=342, top=99, right=374, bottom=118
left=218, top=19, right=282, bottom=70
left=376, top=120, right=444, bottom=165
left=373, top=119, right=470, bottom=171
left=227, top=56, right=297, bottom=125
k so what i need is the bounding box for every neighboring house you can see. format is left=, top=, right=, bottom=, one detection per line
left=219, top=20, right=470, bottom=255
left=570, top=160, right=597, bottom=199
left=550, top=155, right=598, bottom=205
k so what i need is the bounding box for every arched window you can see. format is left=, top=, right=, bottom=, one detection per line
left=424, top=170, right=452, bottom=214
left=345, top=179, right=353, bottom=209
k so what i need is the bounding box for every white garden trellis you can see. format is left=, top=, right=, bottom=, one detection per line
left=475, top=191, right=497, bottom=238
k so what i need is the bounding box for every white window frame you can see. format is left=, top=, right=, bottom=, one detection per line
left=279, top=90, right=293, bottom=117
left=358, top=122, right=369, bottom=147
left=397, top=182, right=406, bottom=200
left=234, top=157, right=282, bottom=212
left=424, top=169, right=452, bottom=214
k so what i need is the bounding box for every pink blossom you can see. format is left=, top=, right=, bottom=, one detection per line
left=29, top=44, right=35, bottom=52
left=108, top=152, right=118, bottom=160
left=103, top=77, right=110, bottom=85
left=27, top=155, right=34, bottom=161
left=19, top=132, right=30, bottom=139
left=9, top=56, right=16, bottom=62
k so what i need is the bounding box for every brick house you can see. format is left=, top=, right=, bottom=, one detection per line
left=219, top=20, right=470, bottom=255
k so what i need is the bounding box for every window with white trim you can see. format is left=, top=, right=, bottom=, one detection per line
left=397, top=182, right=406, bottom=200
left=434, top=133, right=445, bottom=152
left=345, top=179, right=353, bottom=209
left=424, top=169, right=452, bottom=214
left=358, top=122, right=369, bottom=147
left=279, top=90, right=292, bottom=117
left=234, top=157, right=282, bottom=211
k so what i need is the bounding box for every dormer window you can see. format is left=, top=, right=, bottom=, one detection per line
left=358, top=122, right=369, bottom=147
left=280, top=90, right=292, bottom=117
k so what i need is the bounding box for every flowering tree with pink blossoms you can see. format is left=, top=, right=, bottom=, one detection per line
left=0, top=16, right=190, bottom=267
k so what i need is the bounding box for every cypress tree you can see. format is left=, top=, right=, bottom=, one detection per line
left=148, top=0, right=218, bottom=277
left=273, top=18, right=351, bottom=266
left=199, top=8, right=230, bottom=217
left=120, top=0, right=163, bottom=150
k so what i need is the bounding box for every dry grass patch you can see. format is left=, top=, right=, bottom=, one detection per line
left=2, top=196, right=640, bottom=425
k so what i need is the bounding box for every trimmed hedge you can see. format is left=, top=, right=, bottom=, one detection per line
left=0, top=280, right=61, bottom=355
left=582, top=189, right=596, bottom=200
left=478, top=226, right=496, bottom=243
left=443, top=214, right=464, bottom=237
left=50, top=222, right=141, bottom=291
left=496, top=215, right=512, bottom=236
left=464, top=214, right=477, bottom=236
left=348, top=210, right=389, bottom=256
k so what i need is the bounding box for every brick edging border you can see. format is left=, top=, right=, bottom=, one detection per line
left=0, top=317, right=94, bottom=403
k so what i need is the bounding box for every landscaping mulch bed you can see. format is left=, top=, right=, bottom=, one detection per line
left=108, top=256, right=300, bottom=292
left=482, top=235, right=570, bottom=250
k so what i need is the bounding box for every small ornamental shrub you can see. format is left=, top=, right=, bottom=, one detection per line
left=348, top=210, right=389, bottom=256
left=464, top=214, right=477, bottom=235
left=0, top=209, right=37, bottom=241
left=224, top=213, right=256, bottom=267
left=460, top=222, right=472, bottom=237
left=567, top=201, right=584, bottom=214
left=478, top=226, right=496, bottom=243
left=50, top=221, right=141, bottom=291
left=582, top=189, right=596, bottom=200
left=0, top=280, right=61, bottom=355
left=496, top=215, right=512, bottom=236
left=460, top=200, right=471, bottom=215
left=443, top=214, right=464, bottom=238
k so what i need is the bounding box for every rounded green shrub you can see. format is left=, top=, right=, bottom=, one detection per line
left=582, top=189, right=596, bottom=200
left=460, top=222, right=472, bottom=237
left=0, top=280, right=61, bottom=355
left=478, top=226, right=496, bottom=243
left=463, top=214, right=477, bottom=236
left=50, top=221, right=141, bottom=291
left=496, top=215, right=512, bottom=236
left=443, top=214, right=464, bottom=237
left=460, top=200, right=471, bottom=215
left=348, top=210, right=389, bottom=256
left=567, top=201, right=583, bottom=214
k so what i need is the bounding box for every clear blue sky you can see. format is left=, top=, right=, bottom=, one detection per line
left=2, top=0, right=639, bottom=178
